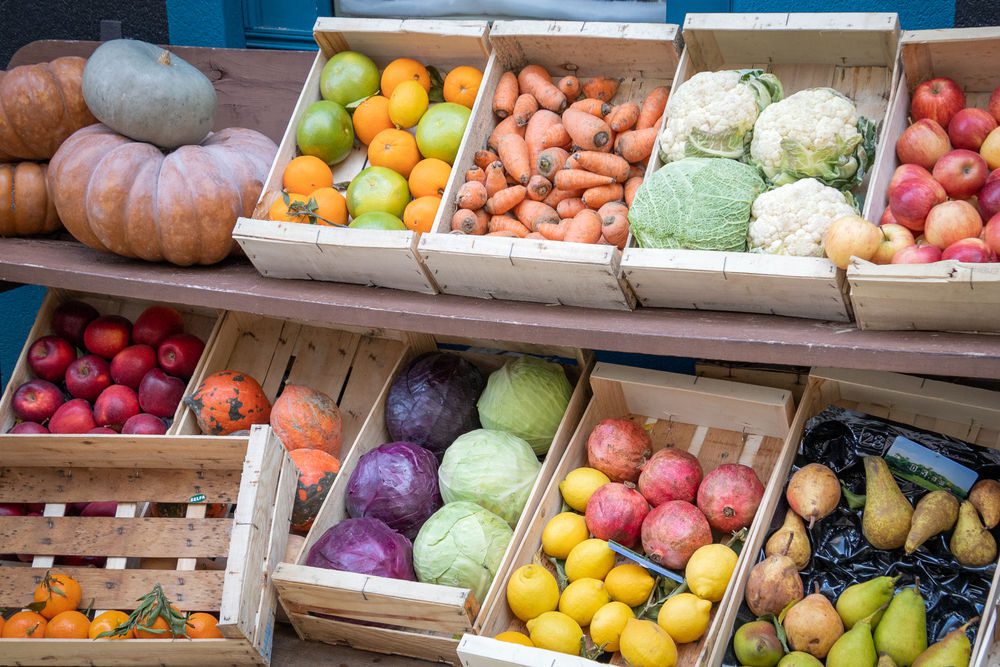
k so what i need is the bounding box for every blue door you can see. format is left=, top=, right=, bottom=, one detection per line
left=242, top=0, right=332, bottom=49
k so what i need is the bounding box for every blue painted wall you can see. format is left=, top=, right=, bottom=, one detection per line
left=1, top=286, right=45, bottom=390
left=730, top=0, right=953, bottom=30
left=166, top=0, right=245, bottom=48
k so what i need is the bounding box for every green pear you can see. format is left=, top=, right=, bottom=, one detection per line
left=776, top=652, right=823, bottom=666
left=766, top=508, right=811, bottom=570
left=912, top=618, right=978, bottom=667
left=827, top=611, right=879, bottom=667
left=969, top=479, right=1000, bottom=528
left=950, top=500, right=998, bottom=567
left=905, top=491, right=958, bottom=554
left=863, top=456, right=913, bottom=550
left=874, top=586, right=927, bottom=666
left=836, top=575, right=898, bottom=629
left=878, top=655, right=899, bottom=667
left=733, top=620, right=784, bottom=667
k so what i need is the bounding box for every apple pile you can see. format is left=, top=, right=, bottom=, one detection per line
left=8, top=301, right=205, bottom=435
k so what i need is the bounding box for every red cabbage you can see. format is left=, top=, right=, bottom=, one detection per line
left=305, top=517, right=415, bottom=580
left=345, top=441, right=442, bottom=539
left=384, top=352, right=485, bottom=456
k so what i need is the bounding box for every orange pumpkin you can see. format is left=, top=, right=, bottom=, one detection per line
left=270, top=385, right=343, bottom=456
left=183, top=370, right=271, bottom=435
left=0, top=162, right=60, bottom=236
left=289, top=448, right=341, bottom=533
left=0, top=57, right=96, bottom=161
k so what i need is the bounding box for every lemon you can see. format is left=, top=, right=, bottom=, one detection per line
left=589, top=601, right=634, bottom=652
left=620, top=618, right=678, bottom=667
left=685, top=543, right=738, bottom=602
left=506, top=564, right=559, bottom=622
left=558, top=577, right=610, bottom=627
left=542, top=512, right=589, bottom=559
left=564, top=538, right=616, bottom=582
left=605, top=563, right=656, bottom=607
left=389, top=80, right=429, bottom=129
left=525, top=611, right=583, bottom=656
left=494, top=631, right=534, bottom=647
left=560, top=467, right=611, bottom=512
left=657, top=593, right=712, bottom=644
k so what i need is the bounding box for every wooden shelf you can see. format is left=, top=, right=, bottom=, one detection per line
left=2, top=238, right=999, bottom=379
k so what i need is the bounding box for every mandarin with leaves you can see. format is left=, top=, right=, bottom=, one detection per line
left=185, top=612, right=224, bottom=639
left=32, top=571, right=82, bottom=619
left=2, top=610, right=47, bottom=638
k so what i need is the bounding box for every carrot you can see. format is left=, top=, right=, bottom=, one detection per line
left=485, top=185, right=527, bottom=215
left=598, top=202, right=629, bottom=249
left=581, top=76, right=620, bottom=102
left=614, top=127, right=657, bottom=164
left=514, top=200, right=559, bottom=231
left=451, top=208, right=488, bottom=235
left=537, top=147, right=570, bottom=181
left=537, top=221, right=567, bottom=241
left=488, top=215, right=530, bottom=237
left=563, top=209, right=603, bottom=243
left=607, top=102, right=640, bottom=133
left=526, top=175, right=552, bottom=201
left=582, top=183, right=624, bottom=210
left=628, top=163, right=645, bottom=179
left=624, top=176, right=643, bottom=207
left=557, top=76, right=581, bottom=100
left=474, top=149, right=500, bottom=170
left=540, top=123, right=571, bottom=150
left=566, top=151, right=630, bottom=183
left=487, top=231, right=519, bottom=237
left=562, top=108, right=611, bottom=151
left=637, top=86, right=670, bottom=130
left=524, top=110, right=562, bottom=176
left=569, top=98, right=612, bottom=118
left=456, top=181, right=488, bottom=210
left=485, top=161, right=507, bottom=197
left=525, top=231, right=545, bottom=240
left=542, top=187, right=581, bottom=209
left=513, top=93, right=538, bottom=127
left=557, top=197, right=586, bottom=219
left=554, top=169, right=615, bottom=191
left=493, top=71, right=519, bottom=119
left=498, top=134, right=531, bottom=186
left=465, top=166, right=486, bottom=184
left=517, top=64, right=567, bottom=113
left=488, top=115, right=525, bottom=152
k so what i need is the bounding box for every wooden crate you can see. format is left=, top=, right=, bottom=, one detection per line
left=272, top=334, right=595, bottom=663
left=621, top=12, right=901, bottom=321
left=232, top=17, right=492, bottom=294
left=0, top=426, right=296, bottom=666
left=458, top=362, right=796, bottom=667
left=418, top=20, right=682, bottom=311
left=708, top=368, right=1000, bottom=667
left=849, top=27, right=1000, bottom=333
left=0, top=289, right=222, bottom=436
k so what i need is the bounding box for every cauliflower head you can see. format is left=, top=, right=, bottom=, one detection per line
left=750, top=88, right=877, bottom=190
left=747, top=178, right=857, bottom=256
left=658, top=69, right=782, bottom=164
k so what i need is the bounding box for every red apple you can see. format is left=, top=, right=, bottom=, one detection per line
left=924, top=200, right=983, bottom=249
left=892, top=243, right=943, bottom=264
left=989, top=168, right=1000, bottom=185
left=81, top=501, right=119, bottom=517
left=984, top=213, right=1000, bottom=255
left=979, top=180, right=1000, bottom=221
left=0, top=504, right=25, bottom=516
left=9, top=422, right=49, bottom=434
left=948, top=108, right=998, bottom=151
left=896, top=119, right=952, bottom=169
left=990, top=85, right=1000, bottom=123
left=932, top=149, right=989, bottom=199
left=49, top=398, right=97, bottom=434
left=110, top=344, right=157, bottom=389
left=872, top=223, right=916, bottom=264
left=83, top=315, right=132, bottom=359
left=65, top=354, right=112, bottom=401
left=94, top=385, right=141, bottom=430
left=51, top=300, right=99, bottom=347
left=157, top=333, right=204, bottom=379
left=87, top=427, right=118, bottom=434
left=12, top=379, right=64, bottom=422
left=138, top=369, right=186, bottom=418
left=824, top=215, right=882, bottom=269
left=133, top=305, right=184, bottom=348
left=27, top=335, right=77, bottom=383
left=942, top=237, right=998, bottom=262
left=890, top=178, right=948, bottom=231
left=122, top=413, right=168, bottom=435
left=880, top=207, right=899, bottom=226
left=911, top=77, right=966, bottom=128
left=888, top=163, right=936, bottom=195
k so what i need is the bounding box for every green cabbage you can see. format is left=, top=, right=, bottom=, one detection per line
left=477, top=356, right=572, bottom=456
left=628, top=158, right=766, bottom=251
left=412, top=501, right=513, bottom=602
left=438, top=429, right=541, bottom=527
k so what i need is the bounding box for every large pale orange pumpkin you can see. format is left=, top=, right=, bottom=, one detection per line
left=47, top=123, right=276, bottom=266
left=0, top=162, right=60, bottom=236
left=0, top=57, right=96, bottom=161
left=270, top=385, right=343, bottom=456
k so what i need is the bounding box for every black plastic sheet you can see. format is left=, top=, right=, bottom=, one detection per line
left=722, top=405, right=999, bottom=666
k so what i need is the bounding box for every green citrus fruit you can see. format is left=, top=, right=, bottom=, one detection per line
left=320, top=51, right=380, bottom=106
left=416, top=103, right=471, bottom=165
left=296, top=101, right=355, bottom=165
left=346, top=166, right=410, bottom=219
left=349, top=211, right=407, bottom=230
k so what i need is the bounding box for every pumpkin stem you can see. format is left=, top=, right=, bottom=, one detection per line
left=158, top=50, right=172, bottom=66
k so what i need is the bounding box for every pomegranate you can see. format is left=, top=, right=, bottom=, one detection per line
left=638, top=448, right=703, bottom=506
left=697, top=464, right=765, bottom=533
left=585, top=482, right=649, bottom=548
left=587, top=418, right=652, bottom=483
left=641, top=500, right=712, bottom=570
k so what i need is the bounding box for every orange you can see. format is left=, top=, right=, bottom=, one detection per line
left=282, top=155, right=333, bottom=196
left=403, top=195, right=442, bottom=233
left=444, top=66, right=484, bottom=109
left=309, top=187, right=348, bottom=226
left=2, top=610, right=47, bottom=638
left=352, top=95, right=394, bottom=146
left=89, top=610, right=133, bottom=640
left=408, top=158, right=452, bottom=198
left=268, top=193, right=311, bottom=223
left=44, top=610, right=91, bottom=638
left=185, top=612, right=224, bottom=639
left=136, top=614, right=171, bottom=639
left=380, top=58, right=430, bottom=98
left=367, top=128, right=421, bottom=178
left=33, top=571, right=82, bottom=619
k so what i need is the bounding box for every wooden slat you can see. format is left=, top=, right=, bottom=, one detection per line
left=289, top=611, right=460, bottom=664
left=0, top=436, right=248, bottom=469
left=0, top=467, right=242, bottom=503
left=0, top=638, right=264, bottom=666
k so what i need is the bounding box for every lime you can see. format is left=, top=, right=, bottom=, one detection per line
left=348, top=211, right=406, bottom=230
left=320, top=51, right=379, bottom=106
left=416, top=102, right=471, bottom=165
left=296, top=101, right=355, bottom=165
left=346, top=166, right=410, bottom=219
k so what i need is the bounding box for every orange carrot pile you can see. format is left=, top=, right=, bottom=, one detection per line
left=451, top=64, right=669, bottom=247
